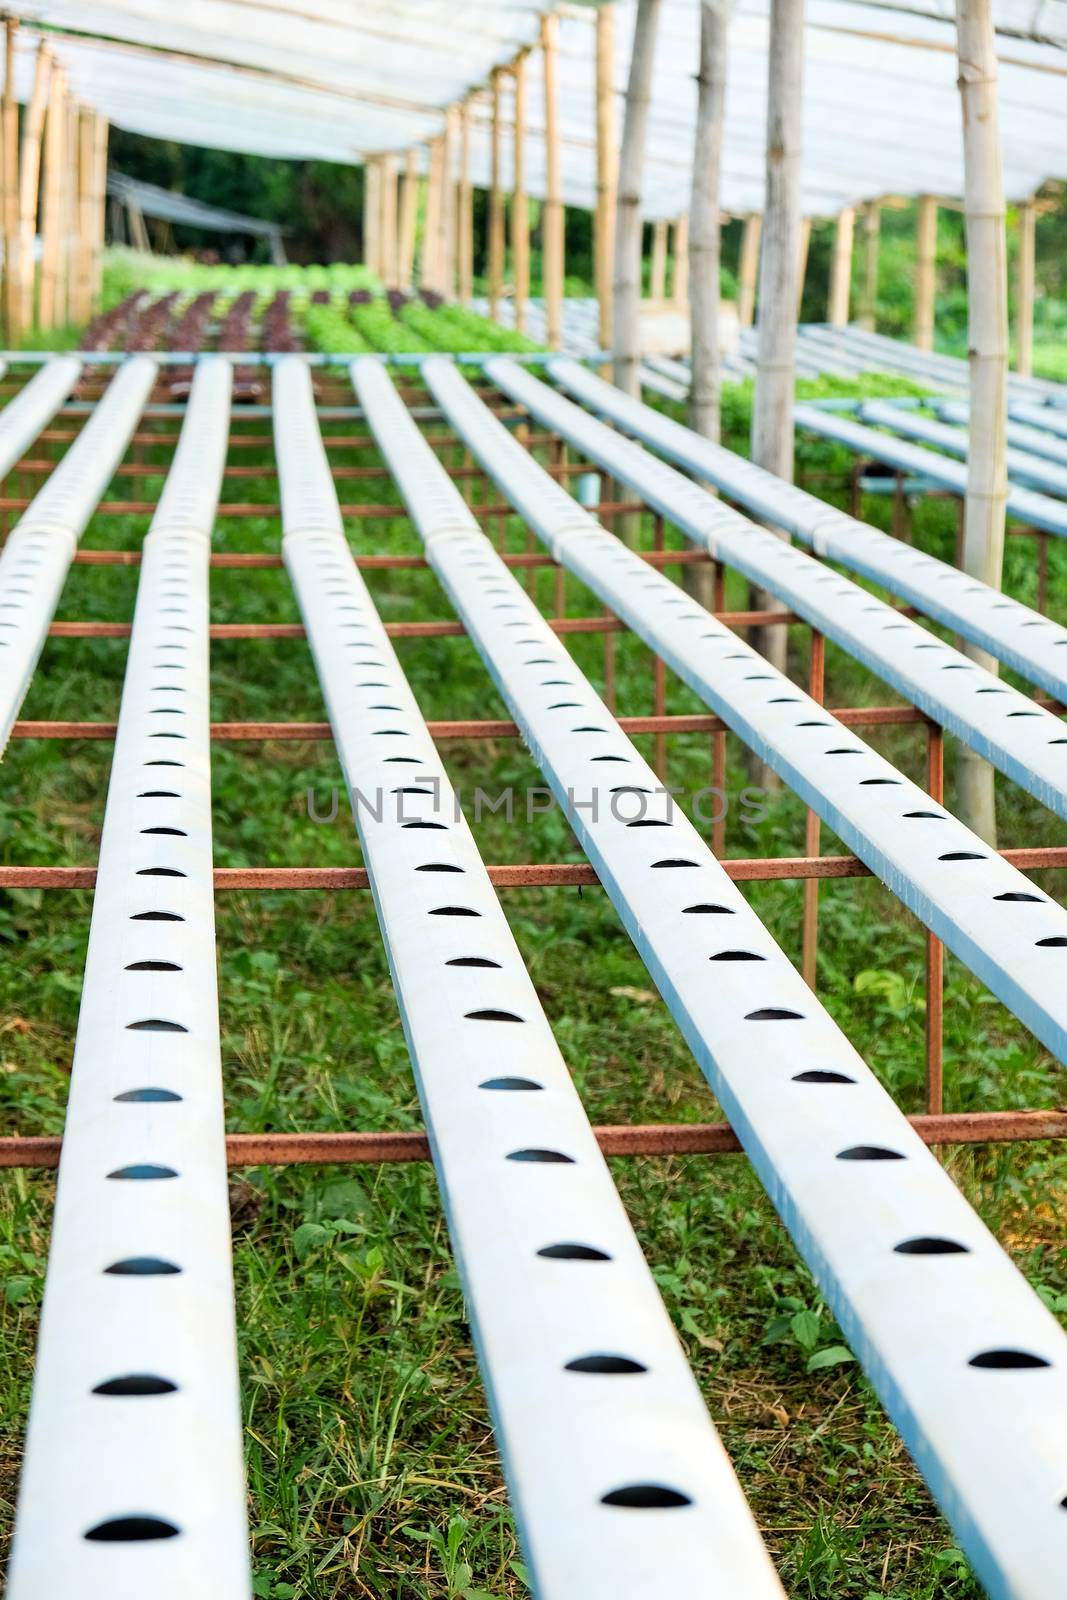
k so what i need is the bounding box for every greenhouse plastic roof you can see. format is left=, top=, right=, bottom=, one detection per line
left=6, top=0, right=1067, bottom=216
left=107, top=171, right=288, bottom=239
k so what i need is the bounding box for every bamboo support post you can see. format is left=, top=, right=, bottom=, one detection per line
left=613, top=0, right=663, bottom=398
left=649, top=217, right=668, bottom=300
left=512, top=54, right=529, bottom=333
left=398, top=149, right=418, bottom=287
left=422, top=138, right=444, bottom=292
left=595, top=4, right=618, bottom=357
left=379, top=154, right=398, bottom=290
left=684, top=0, right=726, bottom=611
left=542, top=15, right=563, bottom=348
left=955, top=0, right=1008, bottom=847
left=2, top=18, right=18, bottom=341
left=363, top=157, right=381, bottom=277
left=688, top=0, right=726, bottom=449
left=914, top=193, right=937, bottom=350
left=15, top=44, right=51, bottom=341
left=737, top=212, right=761, bottom=326
left=1015, top=195, right=1035, bottom=378
left=827, top=204, right=854, bottom=324
left=73, top=107, right=93, bottom=325
left=60, top=91, right=78, bottom=327
left=859, top=198, right=881, bottom=330
left=442, top=104, right=458, bottom=300
left=488, top=71, right=505, bottom=321
left=794, top=213, right=811, bottom=318
left=90, top=115, right=108, bottom=312
left=672, top=214, right=689, bottom=308
left=126, top=199, right=149, bottom=254
left=458, top=103, right=473, bottom=305
left=751, top=0, right=803, bottom=690
left=40, top=69, right=67, bottom=330
left=422, top=142, right=440, bottom=291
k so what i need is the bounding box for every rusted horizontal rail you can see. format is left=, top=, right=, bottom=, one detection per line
left=3, top=1108, right=1065, bottom=1171
left=69, top=546, right=717, bottom=570
left=0, top=497, right=649, bottom=519
left=34, top=422, right=540, bottom=451
left=9, top=701, right=1058, bottom=743
left=3, top=848, right=1066, bottom=894
left=45, top=609, right=805, bottom=641
left=8, top=457, right=594, bottom=485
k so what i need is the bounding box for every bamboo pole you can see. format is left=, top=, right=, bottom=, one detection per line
left=595, top=4, right=618, bottom=356
left=458, top=100, right=473, bottom=305
left=794, top=212, right=811, bottom=318
left=398, top=149, right=418, bottom=287
left=488, top=70, right=505, bottom=321
left=827, top=204, right=854, bottom=324
left=859, top=198, right=881, bottom=330
left=649, top=217, right=668, bottom=300
left=688, top=0, right=727, bottom=447
left=955, top=0, right=1008, bottom=845
left=38, top=65, right=64, bottom=330
left=686, top=0, right=727, bottom=611
left=751, top=0, right=803, bottom=689
left=512, top=54, right=529, bottom=333
left=90, top=114, right=108, bottom=312
left=441, top=104, right=458, bottom=300
left=363, top=158, right=381, bottom=277
left=15, top=44, right=51, bottom=341
left=737, top=211, right=761, bottom=325
left=381, top=154, right=399, bottom=289
left=74, top=105, right=94, bottom=324
left=672, top=213, right=689, bottom=308
left=914, top=193, right=937, bottom=349
left=422, top=138, right=444, bottom=292
left=126, top=200, right=150, bottom=254
left=542, top=14, right=563, bottom=349
left=61, top=91, right=78, bottom=326
left=2, top=18, right=18, bottom=342
left=613, top=0, right=663, bottom=398
left=1015, top=195, right=1035, bottom=378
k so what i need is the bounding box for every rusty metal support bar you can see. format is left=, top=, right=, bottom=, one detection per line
left=4, top=1108, right=1067, bottom=1172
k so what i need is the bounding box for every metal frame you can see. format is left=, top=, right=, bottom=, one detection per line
left=545, top=356, right=1067, bottom=706
left=354, top=353, right=1067, bottom=1600
left=7, top=357, right=250, bottom=1596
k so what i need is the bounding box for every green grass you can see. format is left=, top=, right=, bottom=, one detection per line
left=0, top=374, right=1065, bottom=1598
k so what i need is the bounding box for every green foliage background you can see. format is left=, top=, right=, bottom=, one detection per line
left=112, top=129, right=1067, bottom=378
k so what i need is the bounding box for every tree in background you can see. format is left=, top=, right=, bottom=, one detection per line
left=109, top=128, right=366, bottom=262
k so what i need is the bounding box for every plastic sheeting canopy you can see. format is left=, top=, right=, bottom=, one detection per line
left=5, top=0, right=1067, bottom=215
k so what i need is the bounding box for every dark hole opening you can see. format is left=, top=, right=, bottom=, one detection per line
left=507, top=1148, right=575, bottom=1163
left=92, top=1374, right=178, bottom=1396
left=537, top=1243, right=612, bottom=1261
left=565, top=1355, right=647, bottom=1374
left=837, top=1145, right=905, bottom=1161
left=969, top=1349, right=1050, bottom=1369
left=894, top=1237, right=969, bottom=1255
left=600, top=1485, right=691, bottom=1509
left=84, top=1516, right=180, bottom=1543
